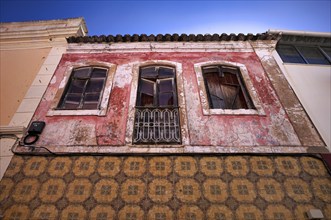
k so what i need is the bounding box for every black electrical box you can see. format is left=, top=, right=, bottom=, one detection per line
left=28, top=121, right=46, bottom=135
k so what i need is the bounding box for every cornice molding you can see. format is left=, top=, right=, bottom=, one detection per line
left=0, top=18, right=87, bottom=50
left=66, top=41, right=260, bottom=53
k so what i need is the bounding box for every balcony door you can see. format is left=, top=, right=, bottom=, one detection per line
left=133, top=66, right=181, bottom=144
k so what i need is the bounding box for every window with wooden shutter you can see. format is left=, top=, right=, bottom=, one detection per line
left=202, top=65, right=254, bottom=110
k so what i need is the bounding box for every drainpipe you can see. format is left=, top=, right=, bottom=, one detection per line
left=268, top=29, right=331, bottom=38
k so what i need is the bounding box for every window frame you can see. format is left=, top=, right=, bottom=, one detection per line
left=133, top=65, right=181, bottom=145
left=194, top=61, right=265, bottom=116
left=125, top=60, right=190, bottom=146
left=276, top=43, right=331, bottom=65
left=47, top=61, right=116, bottom=116
left=57, top=66, right=108, bottom=110
left=202, top=65, right=254, bottom=110
left=136, top=65, right=178, bottom=108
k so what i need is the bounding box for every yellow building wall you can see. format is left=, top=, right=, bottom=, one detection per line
left=0, top=48, right=51, bottom=125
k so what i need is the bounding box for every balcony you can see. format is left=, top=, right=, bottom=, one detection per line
left=133, top=107, right=181, bottom=144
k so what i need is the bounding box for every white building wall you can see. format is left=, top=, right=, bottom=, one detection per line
left=273, top=51, right=331, bottom=149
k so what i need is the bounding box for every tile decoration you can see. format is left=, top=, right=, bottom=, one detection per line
left=0, top=155, right=330, bottom=220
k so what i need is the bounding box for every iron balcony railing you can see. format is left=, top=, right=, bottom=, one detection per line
left=133, top=107, right=181, bottom=144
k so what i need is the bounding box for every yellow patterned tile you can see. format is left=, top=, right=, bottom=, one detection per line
left=39, top=178, right=66, bottom=203
left=300, top=157, right=328, bottom=176
left=23, top=157, right=48, bottom=177
left=256, top=178, right=284, bottom=202
left=121, top=178, right=145, bottom=203
left=72, top=157, right=97, bottom=177
left=203, top=178, right=228, bottom=203
left=1, top=155, right=330, bottom=220
left=149, top=157, right=172, bottom=177
left=148, top=178, right=173, bottom=203
left=174, top=157, right=197, bottom=177
left=264, top=204, right=293, bottom=220
left=225, top=156, right=249, bottom=177
left=177, top=205, right=203, bottom=220
left=97, top=157, right=121, bottom=177
left=235, top=205, right=263, bottom=220
left=4, top=204, right=30, bottom=220
left=311, top=177, right=331, bottom=202
left=0, top=178, right=14, bottom=202
left=230, top=178, right=256, bottom=203
left=147, top=205, right=173, bottom=220
left=206, top=205, right=233, bottom=220
left=284, top=178, right=312, bottom=202
left=65, top=178, right=92, bottom=203
left=250, top=156, right=274, bottom=176
left=89, top=205, right=115, bottom=220
left=275, top=157, right=301, bottom=176
left=47, top=157, right=72, bottom=177
left=200, top=157, right=223, bottom=177
left=60, top=205, right=87, bottom=220
left=4, top=156, right=24, bottom=177
left=12, top=178, right=40, bottom=203
left=123, top=157, right=146, bottom=177
left=175, top=178, right=201, bottom=203
left=31, top=204, right=58, bottom=220
left=118, top=205, right=144, bottom=220
left=93, top=179, right=118, bottom=203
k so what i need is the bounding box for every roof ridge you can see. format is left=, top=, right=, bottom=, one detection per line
left=67, top=33, right=280, bottom=43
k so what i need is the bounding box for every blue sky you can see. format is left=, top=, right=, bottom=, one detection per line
left=1, top=1, right=330, bottom=35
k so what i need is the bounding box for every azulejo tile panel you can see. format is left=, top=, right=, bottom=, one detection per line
left=0, top=155, right=330, bottom=220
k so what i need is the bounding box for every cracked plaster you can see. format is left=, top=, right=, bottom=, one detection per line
left=15, top=41, right=326, bottom=154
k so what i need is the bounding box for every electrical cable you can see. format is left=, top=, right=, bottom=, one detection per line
left=0, top=134, right=20, bottom=143
left=3, top=132, right=328, bottom=176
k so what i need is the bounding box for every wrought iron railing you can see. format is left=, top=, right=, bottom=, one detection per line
left=133, top=107, right=181, bottom=144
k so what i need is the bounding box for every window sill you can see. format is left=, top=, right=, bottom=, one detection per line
left=47, top=108, right=107, bottom=116
left=130, top=144, right=184, bottom=148
left=203, top=108, right=265, bottom=116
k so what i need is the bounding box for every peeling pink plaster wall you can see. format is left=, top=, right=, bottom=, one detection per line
left=31, top=52, right=300, bottom=147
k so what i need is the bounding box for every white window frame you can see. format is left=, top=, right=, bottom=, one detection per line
left=125, top=60, right=190, bottom=146
left=194, top=60, right=265, bottom=115
left=47, top=61, right=116, bottom=116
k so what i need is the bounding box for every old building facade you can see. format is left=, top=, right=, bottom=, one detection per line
left=0, top=22, right=330, bottom=219
left=13, top=33, right=328, bottom=154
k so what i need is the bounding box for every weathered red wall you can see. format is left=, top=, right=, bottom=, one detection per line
left=32, top=52, right=300, bottom=147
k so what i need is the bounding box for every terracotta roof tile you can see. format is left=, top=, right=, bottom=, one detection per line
left=67, top=33, right=280, bottom=43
